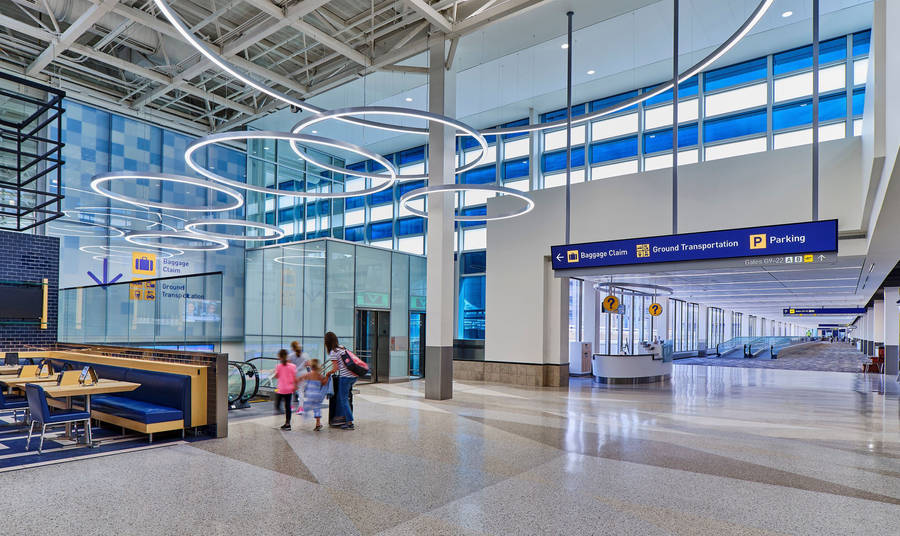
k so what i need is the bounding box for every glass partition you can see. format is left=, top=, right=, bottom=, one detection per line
left=58, top=272, right=223, bottom=350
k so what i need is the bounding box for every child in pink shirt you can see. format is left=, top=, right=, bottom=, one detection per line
left=273, top=349, right=297, bottom=430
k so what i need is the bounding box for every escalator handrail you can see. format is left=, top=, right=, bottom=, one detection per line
left=241, top=361, right=260, bottom=402
left=227, top=361, right=247, bottom=404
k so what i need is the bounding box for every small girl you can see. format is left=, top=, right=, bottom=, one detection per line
left=273, top=349, right=297, bottom=430
left=296, top=359, right=332, bottom=431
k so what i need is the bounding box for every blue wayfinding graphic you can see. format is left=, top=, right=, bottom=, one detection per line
left=550, top=220, right=838, bottom=270
left=783, top=307, right=866, bottom=316
left=86, top=258, right=124, bottom=287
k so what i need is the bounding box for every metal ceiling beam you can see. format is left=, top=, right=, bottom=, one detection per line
left=400, top=0, right=452, bottom=33
left=25, top=0, right=118, bottom=76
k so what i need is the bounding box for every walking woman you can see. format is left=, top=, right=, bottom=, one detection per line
left=325, top=331, right=357, bottom=430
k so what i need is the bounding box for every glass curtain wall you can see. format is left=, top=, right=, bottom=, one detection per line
left=244, top=239, right=426, bottom=380
left=568, top=279, right=583, bottom=342
left=670, top=299, right=700, bottom=352
left=594, top=287, right=660, bottom=355
left=731, top=311, right=743, bottom=338
left=707, top=307, right=725, bottom=348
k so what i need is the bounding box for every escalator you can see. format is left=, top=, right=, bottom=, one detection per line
left=228, top=361, right=260, bottom=409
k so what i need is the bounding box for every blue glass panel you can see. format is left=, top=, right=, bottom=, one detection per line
left=643, top=76, right=699, bottom=106
left=591, top=90, right=639, bottom=113
left=306, top=203, right=318, bottom=217
left=345, top=195, right=365, bottom=209
left=461, top=251, right=486, bottom=274
left=460, top=207, right=487, bottom=228
left=368, top=221, right=393, bottom=240
left=462, top=165, right=496, bottom=184
left=852, top=88, right=865, bottom=116
left=265, top=212, right=275, bottom=225
left=703, top=108, right=766, bottom=143
left=368, top=186, right=394, bottom=205
left=773, top=36, right=847, bottom=75
left=772, top=93, right=847, bottom=130
left=704, top=57, right=767, bottom=91
left=588, top=136, right=638, bottom=164
left=853, top=30, right=871, bottom=56
left=643, top=124, right=699, bottom=154
left=344, top=225, right=365, bottom=242
left=461, top=135, right=496, bottom=150
left=398, top=145, right=425, bottom=164
left=542, top=147, right=585, bottom=172
left=278, top=207, right=295, bottom=222
left=541, top=103, right=586, bottom=123
left=502, top=118, right=529, bottom=140
left=458, top=276, right=486, bottom=339
left=503, top=157, right=529, bottom=180
left=396, top=217, right=424, bottom=236
left=347, top=161, right=367, bottom=172
left=398, top=180, right=426, bottom=196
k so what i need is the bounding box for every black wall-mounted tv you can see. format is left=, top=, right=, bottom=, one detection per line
left=0, top=283, right=43, bottom=319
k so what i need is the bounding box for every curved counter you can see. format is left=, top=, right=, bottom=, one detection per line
left=591, top=353, right=672, bottom=384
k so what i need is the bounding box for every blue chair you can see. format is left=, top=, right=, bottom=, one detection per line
left=0, top=390, right=29, bottom=423
left=25, top=384, right=91, bottom=454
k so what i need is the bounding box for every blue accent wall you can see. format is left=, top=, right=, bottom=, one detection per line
left=0, top=230, right=59, bottom=350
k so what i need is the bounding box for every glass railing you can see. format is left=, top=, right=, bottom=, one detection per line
left=716, top=337, right=756, bottom=356
left=746, top=336, right=808, bottom=358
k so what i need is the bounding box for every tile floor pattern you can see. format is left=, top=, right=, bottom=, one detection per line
left=676, top=341, right=871, bottom=372
left=1, top=365, right=898, bottom=535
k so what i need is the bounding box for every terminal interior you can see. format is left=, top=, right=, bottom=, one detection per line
left=0, top=0, right=898, bottom=534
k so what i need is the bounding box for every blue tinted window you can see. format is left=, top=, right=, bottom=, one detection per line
left=589, top=136, right=638, bottom=164
left=397, top=217, right=424, bottom=236
left=461, top=135, right=495, bottom=149
left=347, top=161, right=367, bottom=172
left=503, top=157, right=529, bottom=180
left=773, top=36, right=847, bottom=75
left=398, top=180, right=425, bottom=196
left=590, top=90, right=639, bottom=113
left=643, top=124, right=699, bottom=154
left=502, top=118, right=529, bottom=140
left=344, top=225, right=364, bottom=242
left=278, top=207, right=295, bottom=222
left=368, top=186, right=394, bottom=205
left=462, top=165, right=496, bottom=184
left=542, top=147, right=585, bottom=172
left=703, top=108, right=766, bottom=143
left=398, top=145, right=425, bottom=164
left=369, top=221, right=393, bottom=240
left=644, top=76, right=699, bottom=106
left=461, top=251, right=486, bottom=274
left=852, top=88, right=865, bottom=116
left=542, top=103, right=586, bottom=123
left=853, top=30, right=871, bottom=56
left=265, top=212, right=274, bottom=225
left=458, top=276, right=486, bottom=339
left=460, top=207, right=487, bottom=228
left=704, top=57, right=767, bottom=91
left=345, top=196, right=365, bottom=209
left=772, top=93, right=847, bottom=131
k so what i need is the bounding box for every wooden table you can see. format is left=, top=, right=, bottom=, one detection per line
left=43, top=380, right=140, bottom=447
left=0, top=374, right=60, bottom=394
left=0, top=365, right=20, bottom=375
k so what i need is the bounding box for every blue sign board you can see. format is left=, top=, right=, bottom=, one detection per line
left=551, top=220, right=838, bottom=270
left=783, top=307, right=866, bottom=316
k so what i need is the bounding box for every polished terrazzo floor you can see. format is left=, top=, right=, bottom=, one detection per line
left=2, top=365, right=898, bottom=535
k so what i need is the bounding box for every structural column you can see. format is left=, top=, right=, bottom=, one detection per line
left=425, top=35, right=456, bottom=400
left=874, top=300, right=885, bottom=359
left=883, top=288, right=899, bottom=375
left=866, top=306, right=875, bottom=355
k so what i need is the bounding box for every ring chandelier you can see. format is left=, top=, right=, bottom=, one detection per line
left=184, top=218, right=285, bottom=242
left=46, top=217, right=125, bottom=238
left=83, top=0, right=773, bottom=239
left=79, top=245, right=182, bottom=260
left=125, top=231, right=229, bottom=252
left=67, top=207, right=179, bottom=232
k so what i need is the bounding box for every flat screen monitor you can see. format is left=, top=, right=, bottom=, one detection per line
left=0, top=284, right=42, bottom=319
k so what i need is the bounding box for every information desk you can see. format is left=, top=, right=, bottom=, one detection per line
left=591, top=354, right=672, bottom=384
left=43, top=380, right=140, bottom=447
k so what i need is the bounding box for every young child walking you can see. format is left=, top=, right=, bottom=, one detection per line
left=273, top=349, right=297, bottom=430
left=296, top=359, right=332, bottom=432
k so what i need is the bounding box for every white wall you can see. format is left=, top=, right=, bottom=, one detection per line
left=486, top=138, right=863, bottom=365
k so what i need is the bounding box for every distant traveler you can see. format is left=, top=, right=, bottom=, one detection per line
left=273, top=349, right=297, bottom=430
left=325, top=331, right=357, bottom=430
left=290, top=341, right=310, bottom=414
left=297, top=359, right=332, bottom=432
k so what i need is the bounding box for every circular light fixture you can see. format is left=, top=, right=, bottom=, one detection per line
left=125, top=231, right=228, bottom=251
left=404, top=97, right=413, bottom=102
left=289, top=106, right=489, bottom=180
left=90, top=172, right=244, bottom=213
left=399, top=184, right=534, bottom=222
left=79, top=245, right=181, bottom=259
left=186, top=131, right=397, bottom=198
left=781, top=10, right=793, bottom=18
left=184, top=218, right=285, bottom=242
left=587, top=69, right=596, bottom=75
left=66, top=207, right=178, bottom=232
left=46, top=217, right=126, bottom=238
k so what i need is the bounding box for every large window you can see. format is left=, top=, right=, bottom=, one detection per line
left=707, top=307, right=725, bottom=350
left=671, top=299, right=699, bottom=352
left=594, top=287, right=660, bottom=355
left=731, top=311, right=743, bottom=338
left=568, top=279, right=583, bottom=342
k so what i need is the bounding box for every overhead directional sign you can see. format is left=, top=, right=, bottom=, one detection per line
left=550, top=220, right=838, bottom=270
left=783, top=307, right=866, bottom=316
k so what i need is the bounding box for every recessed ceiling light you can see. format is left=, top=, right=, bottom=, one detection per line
left=781, top=10, right=793, bottom=18
left=311, top=130, right=318, bottom=134
left=587, top=69, right=596, bottom=75
left=405, top=97, right=413, bottom=102
left=561, top=43, right=569, bottom=49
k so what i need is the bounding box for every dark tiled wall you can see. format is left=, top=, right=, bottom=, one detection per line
left=0, top=230, right=59, bottom=351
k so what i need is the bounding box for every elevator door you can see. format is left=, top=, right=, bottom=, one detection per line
left=355, top=309, right=390, bottom=383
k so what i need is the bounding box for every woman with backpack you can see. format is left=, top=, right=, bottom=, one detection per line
left=324, top=331, right=363, bottom=430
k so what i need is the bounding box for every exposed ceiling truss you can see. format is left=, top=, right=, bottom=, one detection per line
left=0, top=0, right=546, bottom=134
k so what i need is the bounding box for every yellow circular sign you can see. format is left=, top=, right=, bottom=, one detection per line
left=648, top=302, right=663, bottom=317
left=602, top=295, right=620, bottom=312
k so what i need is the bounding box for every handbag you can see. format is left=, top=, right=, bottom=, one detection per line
left=339, top=348, right=370, bottom=377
